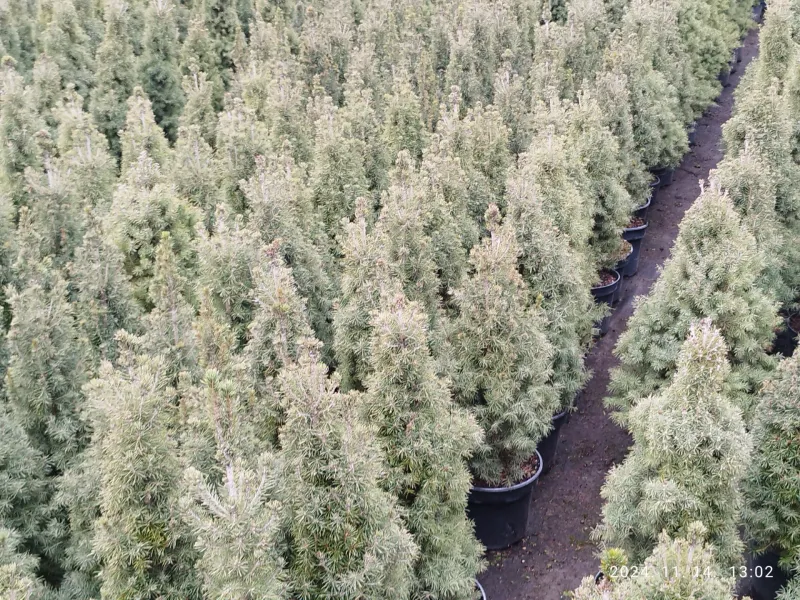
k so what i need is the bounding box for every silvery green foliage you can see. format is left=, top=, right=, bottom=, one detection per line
left=450, top=205, right=558, bottom=486
left=90, top=0, right=136, bottom=158
left=0, top=527, right=45, bottom=599
left=506, top=168, right=596, bottom=412
left=779, top=577, right=800, bottom=600
left=598, top=321, right=750, bottom=567
left=242, top=244, right=316, bottom=444
left=88, top=340, right=200, bottom=600
left=743, top=348, right=800, bottom=569
left=104, top=152, right=200, bottom=309
left=606, top=184, right=778, bottom=425
left=365, top=292, right=484, bottom=600
left=39, top=0, right=94, bottom=104
left=139, top=0, right=185, bottom=143
left=572, top=523, right=742, bottom=600
left=0, top=59, right=45, bottom=211
left=119, top=87, right=172, bottom=175
left=182, top=356, right=287, bottom=600
left=278, top=341, right=418, bottom=600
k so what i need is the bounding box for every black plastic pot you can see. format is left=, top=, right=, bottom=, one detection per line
left=730, top=55, right=738, bottom=75
left=537, top=410, right=569, bottom=475
left=613, top=245, right=632, bottom=306
left=753, top=0, right=765, bottom=22
left=591, top=269, right=621, bottom=337
left=774, top=314, right=799, bottom=357
left=736, top=46, right=743, bottom=63
left=688, top=124, right=697, bottom=147
left=647, top=176, right=660, bottom=205
left=621, top=221, right=649, bottom=277
left=476, top=579, right=487, bottom=600
left=467, top=450, right=543, bottom=550
left=650, top=166, right=674, bottom=187
left=747, top=548, right=791, bottom=600
left=634, top=195, right=651, bottom=220
left=719, top=65, right=731, bottom=87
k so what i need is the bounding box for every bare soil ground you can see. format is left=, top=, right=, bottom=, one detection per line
left=478, top=26, right=761, bottom=600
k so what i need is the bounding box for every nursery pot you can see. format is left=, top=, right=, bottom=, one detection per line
left=467, top=450, right=543, bottom=550
left=621, top=220, right=649, bottom=277
left=687, top=123, right=698, bottom=147
left=747, top=548, right=791, bottom=600
left=537, top=410, right=569, bottom=475
left=718, top=64, right=731, bottom=88
left=772, top=314, right=798, bottom=358
left=647, top=176, right=660, bottom=205
left=753, top=0, right=765, bottom=22
left=476, top=579, right=487, bottom=600
left=730, top=53, right=738, bottom=75
left=650, top=166, right=674, bottom=187
left=735, top=46, right=743, bottom=63
left=633, top=195, right=652, bottom=220
left=591, top=269, right=621, bottom=337
left=613, top=244, right=633, bottom=306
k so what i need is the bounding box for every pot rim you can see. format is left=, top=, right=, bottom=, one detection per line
left=648, top=176, right=660, bottom=188
left=475, top=579, right=487, bottom=599
left=595, top=571, right=605, bottom=585
left=470, top=449, right=543, bottom=493
left=623, top=220, right=649, bottom=233
left=650, top=165, right=674, bottom=174
left=788, top=313, right=799, bottom=334
left=636, top=195, right=652, bottom=211
left=552, top=409, right=568, bottom=421
left=591, top=268, right=621, bottom=291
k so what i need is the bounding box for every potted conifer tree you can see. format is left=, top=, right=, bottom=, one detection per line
left=742, top=348, right=800, bottom=600
left=365, top=291, right=485, bottom=599
left=450, top=205, right=559, bottom=550
left=597, top=320, right=750, bottom=567
left=606, top=183, right=778, bottom=426
left=572, top=523, right=741, bottom=600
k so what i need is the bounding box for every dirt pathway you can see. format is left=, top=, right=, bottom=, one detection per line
left=479, top=26, right=761, bottom=600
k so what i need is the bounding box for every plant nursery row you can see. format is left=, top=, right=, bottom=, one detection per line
left=0, top=0, right=795, bottom=598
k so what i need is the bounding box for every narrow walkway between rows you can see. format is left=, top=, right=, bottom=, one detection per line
left=480, top=26, right=762, bottom=600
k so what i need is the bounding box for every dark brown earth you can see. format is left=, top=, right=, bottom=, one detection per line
left=478, top=26, right=762, bottom=600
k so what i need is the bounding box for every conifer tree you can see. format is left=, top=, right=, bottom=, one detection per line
left=180, top=67, right=218, bottom=146
left=88, top=340, right=200, bottom=600
left=241, top=153, right=333, bottom=354
left=242, top=242, right=316, bottom=444
left=506, top=167, right=596, bottom=412
left=31, top=54, right=62, bottom=133
left=743, top=347, right=800, bottom=571
left=0, top=0, right=36, bottom=72
left=606, top=183, right=778, bottom=424
left=55, top=91, right=117, bottom=212
left=215, top=95, right=270, bottom=213
left=572, top=523, right=741, bottom=600
left=365, top=292, right=484, bottom=600
left=105, top=153, right=200, bottom=308
left=39, top=0, right=94, bottom=104
left=334, top=199, right=383, bottom=392
left=91, top=0, right=137, bottom=158
left=0, top=59, right=45, bottom=210
left=199, top=0, right=242, bottom=87
left=141, top=234, right=199, bottom=383
left=119, top=87, right=172, bottom=174
left=0, top=527, right=46, bottom=599
left=195, top=208, right=260, bottom=340
left=182, top=332, right=287, bottom=600
left=171, top=124, right=221, bottom=229
left=450, top=205, right=558, bottom=486
left=381, top=72, right=428, bottom=164
left=597, top=320, right=750, bottom=566
left=278, top=341, right=418, bottom=600
left=68, top=224, right=142, bottom=365
left=6, top=259, right=89, bottom=473
left=309, top=96, right=370, bottom=254
left=180, top=17, right=224, bottom=111
left=139, top=0, right=185, bottom=142
left=0, top=410, right=49, bottom=573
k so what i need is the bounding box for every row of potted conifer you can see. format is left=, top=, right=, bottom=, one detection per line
left=573, top=2, right=800, bottom=598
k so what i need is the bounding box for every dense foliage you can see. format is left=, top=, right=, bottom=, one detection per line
left=0, top=0, right=772, bottom=596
